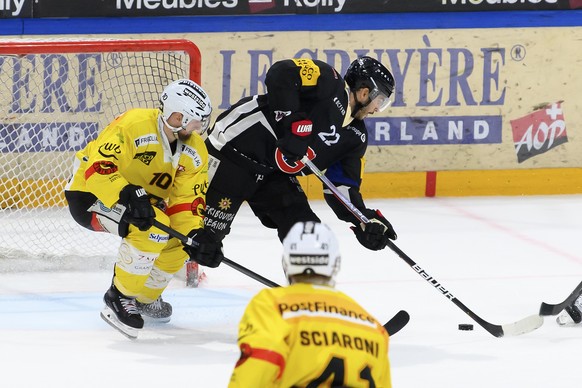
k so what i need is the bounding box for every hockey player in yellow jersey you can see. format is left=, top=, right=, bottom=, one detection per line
left=229, top=221, right=392, bottom=387
left=65, top=79, right=223, bottom=339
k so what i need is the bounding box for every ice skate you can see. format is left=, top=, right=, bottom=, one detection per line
left=556, top=295, right=582, bottom=326
left=100, top=285, right=144, bottom=339
left=136, top=296, right=172, bottom=323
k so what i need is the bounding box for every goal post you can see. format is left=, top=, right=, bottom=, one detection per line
left=0, top=38, right=202, bottom=271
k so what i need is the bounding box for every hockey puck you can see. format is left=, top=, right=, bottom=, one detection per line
left=458, top=324, right=474, bottom=331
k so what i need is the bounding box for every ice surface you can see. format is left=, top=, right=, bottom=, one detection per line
left=1, top=195, right=581, bottom=387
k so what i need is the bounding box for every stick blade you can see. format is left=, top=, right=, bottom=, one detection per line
left=539, top=280, right=582, bottom=316
left=384, top=310, right=410, bottom=336
left=539, top=302, right=560, bottom=316
left=500, top=314, right=544, bottom=337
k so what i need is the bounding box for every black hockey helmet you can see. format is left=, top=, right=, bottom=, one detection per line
left=345, top=56, right=394, bottom=113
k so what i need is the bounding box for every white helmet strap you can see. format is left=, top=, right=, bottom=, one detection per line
left=160, top=115, right=184, bottom=134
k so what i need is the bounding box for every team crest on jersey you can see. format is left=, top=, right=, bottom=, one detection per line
left=191, top=197, right=206, bottom=217
left=181, top=144, right=203, bottom=168
left=91, top=161, right=118, bottom=175
left=274, top=110, right=291, bottom=122
left=218, top=197, right=232, bottom=211
left=134, top=151, right=156, bottom=166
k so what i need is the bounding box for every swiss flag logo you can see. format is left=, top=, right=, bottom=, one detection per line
left=510, top=102, right=567, bottom=163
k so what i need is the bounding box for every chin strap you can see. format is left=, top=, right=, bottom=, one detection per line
left=159, top=115, right=181, bottom=140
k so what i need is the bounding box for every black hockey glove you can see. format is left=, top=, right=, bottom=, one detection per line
left=184, top=229, right=225, bottom=268
left=118, top=184, right=155, bottom=231
left=351, top=209, right=397, bottom=251
left=276, top=119, right=313, bottom=162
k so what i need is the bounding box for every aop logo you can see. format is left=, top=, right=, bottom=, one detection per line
left=510, top=102, right=567, bottom=163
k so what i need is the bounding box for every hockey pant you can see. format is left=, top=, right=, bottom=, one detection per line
left=65, top=190, right=186, bottom=303
left=204, top=151, right=320, bottom=243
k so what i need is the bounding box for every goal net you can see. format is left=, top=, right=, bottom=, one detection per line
left=0, top=39, right=201, bottom=271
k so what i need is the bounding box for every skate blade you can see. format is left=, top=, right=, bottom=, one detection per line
left=556, top=316, right=579, bottom=326
left=100, top=306, right=140, bottom=340
left=143, top=315, right=171, bottom=325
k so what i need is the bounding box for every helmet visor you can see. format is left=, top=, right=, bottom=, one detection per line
left=370, top=91, right=392, bottom=113
left=181, top=113, right=211, bottom=136
left=199, top=114, right=211, bottom=135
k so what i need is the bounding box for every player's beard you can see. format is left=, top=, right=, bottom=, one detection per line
left=353, top=108, right=371, bottom=121
left=176, top=129, right=192, bottom=141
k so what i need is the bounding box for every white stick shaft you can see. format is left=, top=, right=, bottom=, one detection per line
left=300, top=157, right=370, bottom=224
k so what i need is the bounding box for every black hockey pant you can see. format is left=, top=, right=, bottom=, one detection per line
left=204, top=148, right=320, bottom=243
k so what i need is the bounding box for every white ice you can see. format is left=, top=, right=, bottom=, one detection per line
left=1, top=195, right=582, bottom=388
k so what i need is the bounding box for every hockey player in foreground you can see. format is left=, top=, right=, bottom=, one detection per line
left=229, top=221, right=392, bottom=387
left=197, top=56, right=398, bottom=269
left=64, top=79, right=223, bottom=339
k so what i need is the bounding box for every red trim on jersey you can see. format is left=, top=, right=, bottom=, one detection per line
left=166, top=203, right=192, bottom=216
left=235, top=343, right=285, bottom=379
left=85, top=161, right=118, bottom=180
left=85, top=165, right=96, bottom=180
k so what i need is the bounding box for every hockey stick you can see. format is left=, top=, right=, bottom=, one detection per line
left=152, top=220, right=278, bottom=288
left=301, top=157, right=543, bottom=337
left=152, top=220, right=408, bottom=335
left=385, top=310, right=410, bottom=336
left=539, top=280, right=582, bottom=316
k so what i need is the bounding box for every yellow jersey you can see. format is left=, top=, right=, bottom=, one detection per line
left=229, top=283, right=391, bottom=388
left=66, top=108, right=207, bottom=234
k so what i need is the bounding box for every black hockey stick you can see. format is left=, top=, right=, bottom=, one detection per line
left=385, top=310, right=410, bottom=336
left=302, top=157, right=543, bottom=337
left=153, top=220, right=278, bottom=287
left=539, top=280, right=582, bottom=316
left=152, top=220, right=407, bottom=335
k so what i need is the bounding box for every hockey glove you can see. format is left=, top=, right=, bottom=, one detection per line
left=118, top=184, right=155, bottom=231
left=351, top=209, right=397, bottom=251
left=276, top=119, right=313, bottom=162
left=184, top=229, right=225, bottom=268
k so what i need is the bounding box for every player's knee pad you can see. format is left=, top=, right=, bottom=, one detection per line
left=116, top=239, right=160, bottom=276
left=143, top=265, right=174, bottom=292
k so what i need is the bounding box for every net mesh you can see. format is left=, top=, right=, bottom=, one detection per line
left=0, top=40, right=195, bottom=271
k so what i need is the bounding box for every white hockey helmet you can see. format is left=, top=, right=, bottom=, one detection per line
left=282, top=222, right=341, bottom=286
left=159, top=79, right=212, bottom=135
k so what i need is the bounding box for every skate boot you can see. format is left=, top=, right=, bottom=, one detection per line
left=556, top=294, right=582, bottom=326
left=136, top=296, right=172, bottom=323
left=100, top=285, right=144, bottom=339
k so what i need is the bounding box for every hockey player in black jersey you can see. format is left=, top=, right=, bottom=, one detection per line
left=185, top=57, right=397, bottom=268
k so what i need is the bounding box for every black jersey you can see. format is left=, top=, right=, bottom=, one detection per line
left=207, top=59, right=370, bottom=223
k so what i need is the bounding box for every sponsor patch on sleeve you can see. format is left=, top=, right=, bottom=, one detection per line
left=181, top=144, right=203, bottom=168
left=292, top=58, right=320, bottom=87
